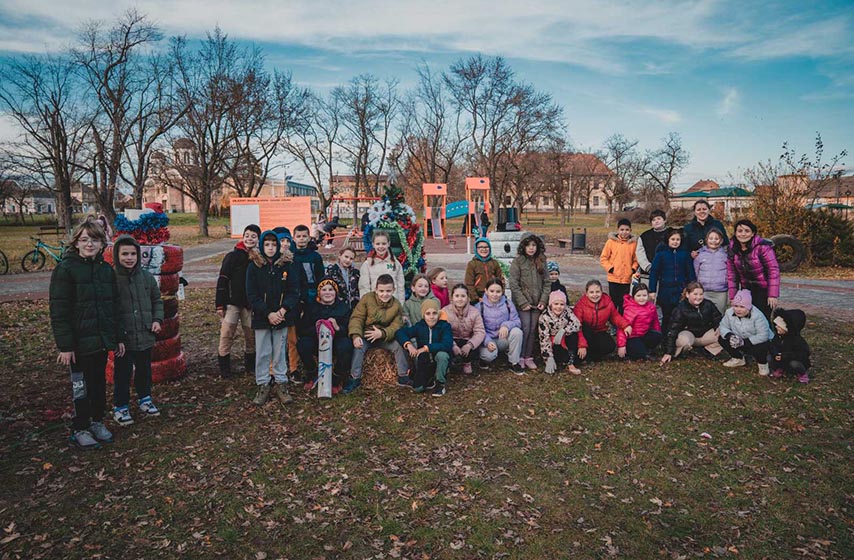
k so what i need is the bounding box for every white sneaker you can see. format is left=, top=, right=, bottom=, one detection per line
left=757, top=363, right=770, bottom=376
left=113, top=407, right=134, bottom=426
left=89, top=422, right=114, bottom=443
left=138, top=397, right=160, bottom=417
left=723, top=357, right=746, bottom=368
left=69, top=430, right=100, bottom=449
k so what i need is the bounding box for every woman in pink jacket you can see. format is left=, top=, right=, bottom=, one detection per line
left=442, top=284, right=486, bottom=375
left=727, top=219, right=780, bottom=320
left=616, top=283, right=662, bottom=360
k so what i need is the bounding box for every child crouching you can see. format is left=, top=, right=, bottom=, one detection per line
left=718, top=289, right=773, bottom=376
left=395, top=299, right=454, bottom=396
left=538, top=290, right=582, bottom=375
left=770, top=308, right=812, bottom=383
left=297, top=278, right=353, bottom=394
left=617, top=283, right=662, bottom=360
left=443, top=283, right=486, bottom=375
left=660, top=282, right=723, bottom=364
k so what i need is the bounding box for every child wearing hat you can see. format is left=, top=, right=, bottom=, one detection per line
left=395, top=299, right=454, bottom=396
left=718, top=289, right=774, bottom=375
left=538, top=290, right=582, bottom=374
left=547, top=261, right=567, bottom=296
left=297, top=277, right=353, bottom=394
left=769, top=308, right=812, bottom=383
left=465, top=237, right=504, bottom=304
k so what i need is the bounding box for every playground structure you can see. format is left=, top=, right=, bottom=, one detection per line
left=422, top=183, right=447, bottom=239
left=464, top=177, right=491, bottom=253
left=421, top=177, right=491, bottom=253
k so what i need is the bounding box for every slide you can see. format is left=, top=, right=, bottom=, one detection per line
left=431, top=218, right=444, bottom=239
left=444, top=200, right=469, bottom=219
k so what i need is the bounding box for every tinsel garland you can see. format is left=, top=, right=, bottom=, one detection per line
left=114, top=212, right=170, bottom=244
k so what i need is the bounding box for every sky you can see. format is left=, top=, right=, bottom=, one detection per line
left=0, top=0, right=851, bottom=191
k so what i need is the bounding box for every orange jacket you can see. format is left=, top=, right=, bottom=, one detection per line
left=600, top=233, right=638, bottom=284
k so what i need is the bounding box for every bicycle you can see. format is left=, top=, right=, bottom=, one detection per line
left=0, top=249, right=7, bottom=275
left=21, top=237, right=66, bottom=272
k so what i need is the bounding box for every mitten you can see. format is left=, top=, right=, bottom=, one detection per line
left=729, top=334, right=743, bottom=348
left=545, top=357, right=557, bottom=374
left=554, top=328, right=566, bottom=347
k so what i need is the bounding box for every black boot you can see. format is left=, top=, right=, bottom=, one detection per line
left=218, top=354, right=233, bottom=378
left=244, top=353, right=256, bottom=374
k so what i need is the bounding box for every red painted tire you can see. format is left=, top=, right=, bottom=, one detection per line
left=163, top=297, right=179, bottom=319
left=106, top=354, right=115, bottom=384
left=103, top=246, right=115, bottom=266
left=159, top=245, right=184, bottom=275
left=152, top=352, right=187, bottom=383
left=158, top=273, right=179, bottom=296
left=151, top=334, right=181, bottom=362
left=157, top=314, right=180, bottom=340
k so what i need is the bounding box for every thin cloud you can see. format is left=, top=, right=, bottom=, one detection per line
left=718, top=87, right=738, bottom=116
left=642, top=107, right=682, bottom=124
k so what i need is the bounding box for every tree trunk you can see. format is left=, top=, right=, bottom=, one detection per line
left=198, top=205, right=209, bottom=236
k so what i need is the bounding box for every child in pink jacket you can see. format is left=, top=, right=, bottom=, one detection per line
left=442, top=283, right=486, bottom=374
left=616, top=283, right=662, bottom=360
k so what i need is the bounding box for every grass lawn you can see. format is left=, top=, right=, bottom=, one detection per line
left=0, top=288, right=851, bottom=559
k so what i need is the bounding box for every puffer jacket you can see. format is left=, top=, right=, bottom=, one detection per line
left=325, top=262, right=360, bottom=309
left=112, top=235, right=164, bottom=351
left=538, top=308, right=582, bottom=360
left=509, top=256, right=550, bottom=310
left=600, top=232, right=638, bottom=284
left=636, top=226, right=670, bottom=275
left=293, top=245, right=326, bottom=304
left=297, top=298, right=351, bottom=339
left=359, top=252, right=405, bottom=303
left=649, top=245, right=696, bottom=306
left=215, top=241, right=252, bottom=310
left=719, top=308, right=773, bottom=346
left=693, top=246, right=729, bottom=293
left=684, top=217, right=728, bottom=253
left=50, top=250, right=122, bottom=355
left=431, top=284, right=450, bottom=307
left=246, top=232, right=302, bottom=330
left=769, top=308, right=811, bottom=368
left=442, top=302, right=486, bottom=349
left=727, top=236, right=780, bottom=299
left=475, top=294, right=522, bottom=347
left=348, top=292, right=404, bottom=342
left=465, top=237, right=505, bottom=303
left=573, top=293, right=629, bottom=349
left=402, top=292, right=439, bottom=327
left=395, top=319, right=454, bottom=354
left=616, top=294, right=661, bottom=347
left=664, top=298, right=722, bottom=354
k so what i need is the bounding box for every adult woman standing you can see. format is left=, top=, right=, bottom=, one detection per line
left=727, top=219, right=780, bottom=320
left=683, top=200, right=728, bottom=259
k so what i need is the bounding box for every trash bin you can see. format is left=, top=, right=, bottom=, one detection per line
left=571, top=228, right=586, bottom=252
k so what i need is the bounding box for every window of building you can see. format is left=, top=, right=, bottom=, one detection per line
left=541, top=196, right=551, bottom=206
left=593, top=196, right=600, bottom=206
left=504, top=196, right=512, bottom=206
left=183, top=152, right=190, bottom=164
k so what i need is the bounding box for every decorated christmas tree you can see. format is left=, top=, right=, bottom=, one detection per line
left=363, top=183, right=426, bottom=288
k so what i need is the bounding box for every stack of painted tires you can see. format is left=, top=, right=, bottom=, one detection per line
left=105, top=243, right=187, bottom=383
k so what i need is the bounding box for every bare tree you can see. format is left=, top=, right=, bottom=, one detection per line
left=74, top=9, right=162, bottom=221
left=0, top=54, right=90, bottom=231
left=602, top=134, right=644, bottom=213
left=781, top=132, right=847, bottom=207
left=569, top=150, right=609, bottom=215
left=644, top=132, right=690, bottom=203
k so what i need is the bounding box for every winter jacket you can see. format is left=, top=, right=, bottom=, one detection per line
left=325, top=262, right=360, bottom=310
left=694, top=246, right=729, bottom=293
left=636, top=226, right=670, bottom=275
left=769, top=308, right=811, bottom=369
left=509, top=255, right=550, bottom=310
left=475, top=294, right=522, bottom=347
left=359, top=252, right=405, bottom=303
left=573, top=293, right=629, bottom=349
left=616, top=294, right=661, bottom=348
left=727, top=236, right=780, bottom=300
left=348, top=292, right=404, bottom=342
left=719, top=308, right=773, bottom=346
left=297, top=298, right=351, bottom=339
left=112, top=235, right=164, bottom=351
left=431, top=284, right=450, bottom=307
left=465, top=237, right=504, bottom=303
left=402, top=292, right=439, bottom=327
left=550, top=280, right=568, bottom=296
left=649, top=245, right=696, bottom=306
left=442, top=303, right=486, bottom=349
left=215, top=241, right=252, bottom=309
left=600, top=233, right=638, bottom=284
left=245, top=233, right=302, bottom=330
left=293, top=246, right=325, bottom=304
left=538, top=308, right=582, bottom=360
left=395, top=319, right=454, bottom=354
left=664, top=298, right=722, bottom=354
left=684, top=217, right=728, bottom=253
left=49, top=250, right=122, bottom=355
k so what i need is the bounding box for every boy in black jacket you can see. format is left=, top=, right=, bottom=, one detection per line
left=770, top=308, right=812, bottom=383
left=289, top=224, right=326, bottom=380
left=297, top=278, right=353, bottom=394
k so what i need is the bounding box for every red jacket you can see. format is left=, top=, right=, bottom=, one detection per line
left=573, top=293, right=628, bottom=348
left=616, top=294, right=661, bottom=347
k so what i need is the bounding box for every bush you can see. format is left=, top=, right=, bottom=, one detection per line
left=750, top=205, right=854, bottom=267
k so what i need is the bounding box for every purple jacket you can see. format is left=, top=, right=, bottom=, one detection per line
left=475, top=295, right=522, bottom=346
left=694, top=246, right=728, bottom=292
left=727, top=237, right=780, bottom=299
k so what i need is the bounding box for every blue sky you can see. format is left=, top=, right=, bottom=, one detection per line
left=0, top=0, right=851, bottom=190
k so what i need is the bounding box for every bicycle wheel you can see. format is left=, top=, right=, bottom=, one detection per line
left=0, top=250, right=8, bottom=275
left=21, top=250, right=46, bottom=272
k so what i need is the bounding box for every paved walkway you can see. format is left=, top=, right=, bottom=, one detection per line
left=0, top=239, right=851, bottom=321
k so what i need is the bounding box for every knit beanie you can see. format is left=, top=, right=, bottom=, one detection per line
left=773, top=315, right=788, bottom=333
left=731, top=289, right=752, bottom=310
left=548, top=290, right=567, bottom=307
left=547, top=260, right=560, bottom=274
left=244, top=224, right=262, bottom=237
left=421, top=299, right=440, bottom=314
left=316, top=278, right=339, bottom=302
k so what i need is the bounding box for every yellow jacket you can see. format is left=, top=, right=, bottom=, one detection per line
left=600, top=233, right=638, bottom=284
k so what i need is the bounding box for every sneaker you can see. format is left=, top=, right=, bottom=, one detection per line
left=770, top=368, right=784, bottom=379
left=431, top=382, right=446, bottom=397
left=478, top=359, right=490, bottom=370
left=524, top=357, right=538, bottom=370
left=567, top=364, right=582, bottom=375
left=397, top=375, right=414, bottom=388
left=332, top=384, right=342, bottom=395
left=138, top=397, right=160, bottom=417
left=252, top=384, right=271, bottom=406
left=462, top=362, right=473, bottom=375
left=272, top=383, right=294, bottom=404
left=304, top=379, right=317, bottom=392
left=723, top=357, right=746, bottom=368
left=757, top=363, right=770, bottom=376
left=413, top=386, right=426, bottom=394
left=798, top=373, right=810, bottom=384
left=89, top=422, right=114, bottom=443
left=69, top=430, right=100, bottom=450
left=510, top=362, right=527, bottom=375
left=342, top=378, right=362, bottom=394
left=112, top=406, right=134, bottom=426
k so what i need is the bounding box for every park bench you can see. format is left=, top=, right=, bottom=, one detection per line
left=343, top=228, right=365, bottom=252
left=525, top=217, right=545, bottom=225
left=557, top=238, right=571, bottom=249
left=38, top=225, right=64, bottom=237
